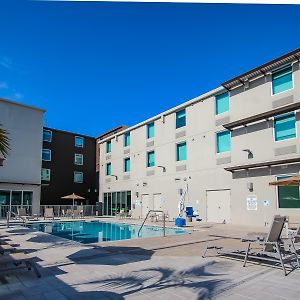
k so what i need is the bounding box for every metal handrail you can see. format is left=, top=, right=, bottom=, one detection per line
left=6, top=211, right=27, bottom=228
left=138, top=210, right=166, bottom=237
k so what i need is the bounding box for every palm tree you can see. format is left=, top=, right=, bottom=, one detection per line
left=0, top=123, right=10, bottom=158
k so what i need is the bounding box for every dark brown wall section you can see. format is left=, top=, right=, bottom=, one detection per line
left=41, top=127, right=98, bottom=205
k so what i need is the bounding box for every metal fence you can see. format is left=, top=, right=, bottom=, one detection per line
left=0, top=205, right=100, bottom=219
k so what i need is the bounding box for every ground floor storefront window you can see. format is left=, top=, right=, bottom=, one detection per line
left=277, top=176, right=300, bottom=208
left=103, top=191, right=131, bottom=216
left=0, top=190, right=33, bottom=217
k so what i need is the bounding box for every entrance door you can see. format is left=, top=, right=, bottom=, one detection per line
left=141, top=194, right=151, bottom=218
left=153, top=193, right=163, bottom=211
left=206, top=190, right=231, bottom=223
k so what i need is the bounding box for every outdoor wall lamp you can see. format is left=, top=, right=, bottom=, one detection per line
left=247, top=182, right=254, bottom=192
left=157, top=165, right=166, bottom=172
left=135, top=192, right=139, bottom=198
left=242, top=149, right=253, bottom=159
left=110, top=175, right=118, bottom=180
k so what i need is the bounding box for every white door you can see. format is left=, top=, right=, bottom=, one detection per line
left=141, top=194, right=151, bottom=218
left=153, top=193, right=162, bottom=211
left=206, top=190, right=231, bottom=223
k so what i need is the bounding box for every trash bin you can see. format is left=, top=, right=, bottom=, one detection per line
left=175, top=217, right=186, bottom=227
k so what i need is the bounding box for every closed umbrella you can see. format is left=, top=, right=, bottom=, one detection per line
left=269, top=175, right=300, bottom=186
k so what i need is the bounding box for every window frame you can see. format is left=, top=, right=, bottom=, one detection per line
left=74, top=171, right=83, bottom=183
left=74, top=153, right=84, bottom=165
left=41, top=168, right=51, bottom=181
left=124, top=157, right=130, bottom=172
left=124, top=132, right=130, bottom=147
left=273, top=112, right=297, bottom=143
left=42, top=149, right=51, bottom=161
left=175, top=109, right=186, bottom=129
left=43, top=129, right=52, bottom=142
left=106, top=162, right=112, bottom=176
left=216, top=130, right=231, bottom=154
left=176, top=141, right=187, bottom=162
left=215, top=92, right=229, bottom=115
left=106, top=140, right=112, bottom=153
left=147, top=122, right=155, bottom=139
left=147, top=151, right=155, bottom=168
left=271, top=65, right=294, bottom=96
left=75, top=136, right=84, bottom=148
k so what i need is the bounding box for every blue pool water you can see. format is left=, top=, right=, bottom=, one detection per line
left=27, top=221, right=187, bottom=244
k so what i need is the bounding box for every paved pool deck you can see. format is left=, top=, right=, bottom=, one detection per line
left=0, top=218, right=300, bottom=299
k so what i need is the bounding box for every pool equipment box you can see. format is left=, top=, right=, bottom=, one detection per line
left=175, top=217, right=186, bottom=227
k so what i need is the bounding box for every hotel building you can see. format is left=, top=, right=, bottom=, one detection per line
left=98, top=48, right=300, bottom=227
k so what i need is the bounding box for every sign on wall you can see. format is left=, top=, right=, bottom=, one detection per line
left=247, top=195, right=258, bottom=211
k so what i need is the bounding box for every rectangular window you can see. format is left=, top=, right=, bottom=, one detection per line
left=216, top=131, right=231, bottom=153
left=124, top=157, right=130, bottom=172
left=272, top=66, right=293, bottom=95
left=274, top=113, right=296, bottom=141
left=106, top=140, right=112, bottom=153
left=277, top=175, right=300, bottom=208
left=74, top=153, right=83, bottom=165
left=106, top=162, right=112, bottom=176
left=41, top=168, right=51, bottom=181
left=176, top=109, right=186, bottom=129
left=43, top=129, right=52, bottom=142
left=74, top=171, right=83, bottom=183
left=124, top=132, right=130, bottom=147
left=147, top=122, right=154, bottom=139
left=75, top=136, right=84, bottom=148
left=147, top=151, right=155, bottom=167
left=42, top=149, right=51, bottom=161
left=215, top=92, right=229, bottom=115
left=176, top=142, right=187, bottom=161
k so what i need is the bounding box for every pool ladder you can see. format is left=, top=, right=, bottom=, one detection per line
left=138, top=210, right=166, bottom=237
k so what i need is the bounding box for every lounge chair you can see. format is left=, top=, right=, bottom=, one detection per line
left=16, top=208, right=38, bottom=222
left=241, top=215, right=299, bottom=276
left=0, top=252, right=41, bottom=278
left=44, top=207, right=54, bottom=220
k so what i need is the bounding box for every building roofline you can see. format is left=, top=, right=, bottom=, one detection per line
left=95, top=125, right=128, bottom=140
left=43, top=126, right=96, bottom=139
left=98, top=86, right=224, bottom=144
left=222, top=47, right=300, bottom=90
left=0, top=98, right=46, bottom=113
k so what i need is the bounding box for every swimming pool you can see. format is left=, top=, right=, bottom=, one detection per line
left=27, top=221, right=187, bottom=244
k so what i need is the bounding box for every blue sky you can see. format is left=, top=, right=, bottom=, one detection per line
left=0, top=1, right=300, bottom=137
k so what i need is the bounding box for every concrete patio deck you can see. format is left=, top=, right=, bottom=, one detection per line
left=0, top=219, right=300, bottom=300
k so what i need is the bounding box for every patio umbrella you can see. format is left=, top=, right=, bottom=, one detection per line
left=269, top=175, right=300, bottom=186
left=61, top=193, right=85, bottom=208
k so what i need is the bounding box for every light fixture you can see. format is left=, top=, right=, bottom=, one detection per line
left=157, top=165, right=166, bottom=172
left=135, top=191, right=139, bottom=197
left=242, top=149, right=253, bottom=159
left=247, top=182, right=254, bottom=192
left=110, top=175, right=118, bottom=180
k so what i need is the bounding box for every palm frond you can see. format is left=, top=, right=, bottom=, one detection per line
left=0, top=124, right=10, bottom=158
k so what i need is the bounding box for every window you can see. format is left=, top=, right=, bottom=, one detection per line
left=106, top=140, right=112, bottom=153
left=75, top=136, right=84, bottom=148
left=74, top=171, right=83, bottom=183
left=216, top=131, right=231, bottom=153
left=215, top=92, right=229, bottom=115
left=147, top=122, right=154, bottom=139
left=124, top=158, right=130, bottom=172
left=43, top=129, right=52, bottom=142
left=274, top=113, right=296, bottom=141
left=124, top=132, right=130, bottom=147
left=42, top=149, right=51, bottom=161
left=74, top=153, right=83, bottom=165
left=176, top=142, right=187, bottom=161
left=272, top=66, right=293, bottom=95
left=41, top=168, right=51, bottom=181
left=106, top=162, right=112, bottom=176
left=147, top=151, right=155, bottom=167
left=277, top=175, right=300, bottom=208
left=176, top=109, right=186, bottom=129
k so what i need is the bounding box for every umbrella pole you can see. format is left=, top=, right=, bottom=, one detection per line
left=73, top=197, right=74, bottom=219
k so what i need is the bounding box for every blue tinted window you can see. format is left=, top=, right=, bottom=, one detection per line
left=274, top=113, right=296, bottom=141
left=147, top=123, right=154, bottom=139
left=216, top=131, right=231, bottom=153
left=43, top=129, right=52, bottom=142
left=216, top=92, right=229, bottom=115
left=124, top=158, right=130, bottom=172
left=176, top=142, right=187, bottom=161
left=106, top=163, right=112, bottom=176
left=75, top=136, right=84, bottom=148
left=147, top=151, right=155, bottom=167
left=176, top=109, right=186, bottom=129
left=106, top=141, right=112, bottom=153
left=42, top=149, right=51, bottom=161
left=124, top=132, right=130, bottom=147
left=272, top=66, right=293, bottom=95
